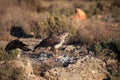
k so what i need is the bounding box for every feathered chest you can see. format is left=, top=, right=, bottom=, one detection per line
left=54, top=37, right=65, bottom=49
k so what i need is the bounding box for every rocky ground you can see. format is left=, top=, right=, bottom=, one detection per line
left=0, top=38, right=120, bottom=80
left=1, top=38, right=119, bottom=80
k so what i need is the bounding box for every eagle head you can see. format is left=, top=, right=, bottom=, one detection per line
left=59, top=32, right=69, bottom=39
left=54, top=32, right=69, bottom=49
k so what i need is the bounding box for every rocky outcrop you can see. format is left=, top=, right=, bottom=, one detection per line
left=1, top=58, right=45, bottom=80
left=1, top=43, right=116, bottom=80
left=44, top=55, right=108, bottom=80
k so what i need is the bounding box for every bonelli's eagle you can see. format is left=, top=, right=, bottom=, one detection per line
left=33, top=32, right=69, bottom=52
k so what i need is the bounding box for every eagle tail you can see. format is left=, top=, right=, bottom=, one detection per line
left=19, top=46, right=31, bottom=51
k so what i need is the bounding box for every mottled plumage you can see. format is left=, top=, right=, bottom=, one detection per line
left=33, top=32, right=69, bottom=52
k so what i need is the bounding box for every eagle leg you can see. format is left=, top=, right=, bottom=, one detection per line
left=50, top=46, right=59, bottom=54
left=33, top=45, right=41, bottom=52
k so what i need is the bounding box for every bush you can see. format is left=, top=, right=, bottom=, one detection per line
left=87, top=0, right=120, bottom=20
left=31, top=15, right=76, bottom=38
left=72, top=19, right=109, bottom=45
left=101, top=39, right=120, bottom=61
left=90, top=39, right=120, bottom=61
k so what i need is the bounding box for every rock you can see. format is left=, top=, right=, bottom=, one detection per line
left=55, top=54, right=77, bottom=67
left=64, top=45, right=75, bottom=51
left=5, top=58, right=45, bottom=80
left=71, top=8, right=87, bottom=20
left=30, top=52, right=53, bottom=61
left=0, top=61, right=5, bottom=64
left=44, top=55, right=108, bottom=80
left=7, top=59, right=33, bottom=74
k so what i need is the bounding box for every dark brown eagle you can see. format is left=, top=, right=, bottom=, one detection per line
left=5, top=39, right=31, bottom=53
left=33, top=32, right=69, bottom=52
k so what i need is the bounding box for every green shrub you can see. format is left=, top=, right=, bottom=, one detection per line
left=92, top=39, right=120, bottom=61
left=101, top=39, right=120, bottom=61
left=94, top=42, right=102, bottom=54
left=91, top=39, right=120, bottom=61
left=86, top=0, right=120, bottom=20
left=31, top=15, right=76, bottom=38
left=101, top=39, right=120, bottom=53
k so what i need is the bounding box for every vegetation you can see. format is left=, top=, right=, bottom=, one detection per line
left=0, top=0, right=120, bottom=80
left=0, top=47, right=18, bottom=61
left=101, top=39, right=120, bottom=61
left=31, top=15, right=76, bottom=38
left=86, top=0, right=120, bottom=20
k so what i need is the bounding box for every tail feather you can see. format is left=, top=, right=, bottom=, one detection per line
left=19, top=46, right=31, bottom=51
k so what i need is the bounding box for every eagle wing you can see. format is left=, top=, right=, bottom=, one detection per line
left=35, top=35, right=60, bottom=47
left=44, top=35, right=61, bottom=46
left=5, top=39, right=19, bottom=52
left=33, top=34, right=61, bottom=51
left=5, top=39, right=30, bottom=52
left=19, top=46, right=31, bottom=51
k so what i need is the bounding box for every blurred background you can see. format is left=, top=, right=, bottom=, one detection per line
left=0, top=0, right=120, bottom=41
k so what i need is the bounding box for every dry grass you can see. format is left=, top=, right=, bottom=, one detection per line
left=0, top=0, right=119, bottom=43
left=0, top=1, right=120, bottom=80
left=0, top=61, right=24, bottom=80
left=69, top=19, right=110, bottom=45
left=0, top=0, right=49, bottom=40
